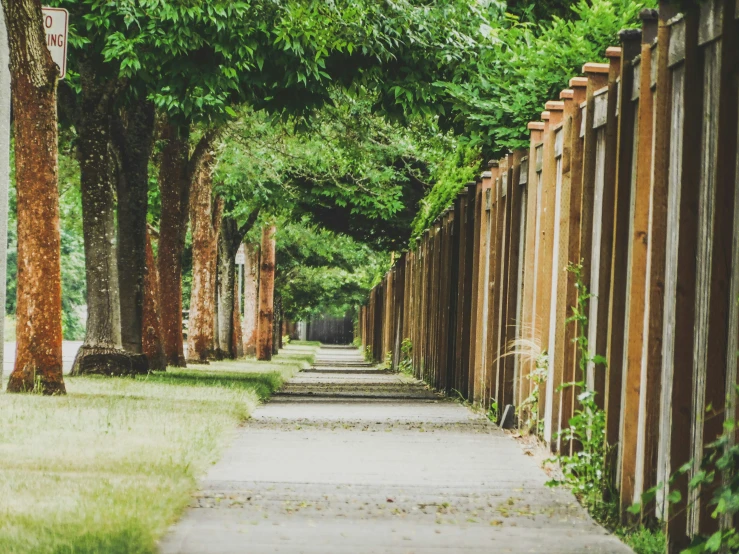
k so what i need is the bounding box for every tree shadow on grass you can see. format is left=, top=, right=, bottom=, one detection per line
left=141, top=370, right=284, bottom=400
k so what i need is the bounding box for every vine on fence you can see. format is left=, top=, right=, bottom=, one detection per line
left=546, top=262, right=615, bottom=521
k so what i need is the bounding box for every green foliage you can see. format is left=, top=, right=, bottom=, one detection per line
left=398, top=338, right=413, bottom=374
left=546, top=263, right=614, bottom=520
left=217, top=98, right=474, bottom=250
left=271, top=218, right=391, bottom=322
left=487, top=399, right=500, bottom=423
left=517, top=349, right=548, bottom=436
left=410, top=143, right=482, bottom=239
left=620, top=527, right=667, bottom=554
left=632, top=395, right=739, bottom=553
left=438, top=0, right=654, bottom=153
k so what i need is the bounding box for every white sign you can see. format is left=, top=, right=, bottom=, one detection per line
left=42, top=7, right=68, bottom=79
left=235, top=243, right=245, bottom=265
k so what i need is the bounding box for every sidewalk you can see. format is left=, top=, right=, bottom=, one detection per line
left=160, top=346, right=631, bottom=553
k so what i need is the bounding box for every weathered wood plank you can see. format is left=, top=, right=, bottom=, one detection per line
left=560, top=78, right=588, bottom=455
left=536, top=106, right=560, bottom=434
left=619, top=12, right=657, bottom=512
left=469, top=179, right=484, bottom=401
left=697, top=0, right=737, bottom=534
left=502, top=153, right=524, bottom=413
left=605, top=27, right=640, bottom=475
left=544, top=124, right=568, bottom=448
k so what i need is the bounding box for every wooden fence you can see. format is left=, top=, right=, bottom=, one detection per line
left=358, top=2, right=739, bottom=546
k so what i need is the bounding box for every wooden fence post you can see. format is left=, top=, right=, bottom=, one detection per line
left=619, top=10, right=658, bottom=513
left=538, top=103, right=562, bottom=445
left=518, top=130, right=542, bottom=416
left=469, top=178, right=484, bottom=401
left=501, top=151, right=526, bottom=416
left=473, top=175, right=493, bottom=405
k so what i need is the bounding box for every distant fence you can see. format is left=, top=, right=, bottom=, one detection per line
left=305, top=315, right=354, bottom=345
left=359, top=2, right=738, bottom=545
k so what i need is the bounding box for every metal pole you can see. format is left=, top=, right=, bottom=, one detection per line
left=0, top=3, right=11, bottom=385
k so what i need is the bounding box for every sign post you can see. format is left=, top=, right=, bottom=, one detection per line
left=0, top=3, right=10, bottom=382
left=41, top=7, right=68, bottom=79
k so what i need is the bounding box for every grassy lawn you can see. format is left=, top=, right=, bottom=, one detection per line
left=0, top=342, right=319, bottom=554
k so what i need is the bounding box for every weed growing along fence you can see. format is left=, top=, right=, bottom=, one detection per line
left=359, top=1, right=739, bottom=549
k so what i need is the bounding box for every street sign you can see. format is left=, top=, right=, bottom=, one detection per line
left=235, top=244, right=246, bottom=265
left=42, top=7, right=68, bottom=79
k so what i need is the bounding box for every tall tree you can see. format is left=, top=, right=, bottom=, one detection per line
left=215, top=209, right=260, bottom=359
left=0, top=1, right=11, bottom=382
left=143, top=227, right=167, bottom=370
left=242, top=244, right=259, bottom=356
left=70, top=54, right=130, bottom=375
left=187, top=152, right=222, bottom=363
left=256, top=225, right=276, bottom=361
left=112, top=99, right=155, bottom=373
left=3, top=0, right=64, bottom=393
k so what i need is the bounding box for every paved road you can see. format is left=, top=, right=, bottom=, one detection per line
left=1, top=341, right=82, bottom=383
left=160, top=346, right=631, bottom=554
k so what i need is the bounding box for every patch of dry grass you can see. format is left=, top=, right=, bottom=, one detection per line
left=0, top=343, right=318, bottom=553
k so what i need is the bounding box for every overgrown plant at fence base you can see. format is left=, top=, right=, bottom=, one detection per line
left=546, top=263, right=614, bottom=520
left=631, top=394, right=739, bottom=553
left=398, top=338, right=413, bottom=374
left=504, top=337, right=548, bottom=436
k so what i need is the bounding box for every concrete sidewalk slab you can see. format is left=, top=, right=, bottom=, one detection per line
left=160, top=346, right=632, bottom=554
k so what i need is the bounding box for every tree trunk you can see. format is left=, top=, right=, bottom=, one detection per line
left=157, top=121, right=189, bottom=367
left=4, top=0, right=65, bottom=394
left=243, top=244, right=259, bottom=356
left=257, top=225, right=276, bottom=361
left=143, top=227, right=167, bottom=370
left=0, top=2, right=12, bottom=383
left=187, top=152, right=222, bottom=363
left=232, top=275, right=243, bottom=358
left=112, top=100, right=155, bottom=374
left=216, top=211, right=261, bottom=359
left=216, top=219, right=237, bottom=358
left=273, top=294, right=282, bottom=355
left=71, top=55, right=134, bottom=376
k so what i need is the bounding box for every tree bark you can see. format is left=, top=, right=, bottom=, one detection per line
left=143, top=226, right=167, bottom=370
left=157, top=121, right=189, bottom=367
left=216, top=210, right=260, bottom=359
left=232, top=282, right=243, bottom=358
left=158, top=125, right=219, bottom=367
left=257, top=225, right=276, bottom=361
left=272, top=294, right=282, bottom=355
left=187, top=151, right=222, bottom=363
left=0, top=2, right=12, bottom=383
left=216, top=218, right=237, bottom=359
left=71, top=55, right=134, bottom=376
left=4, top=0, right=65, bottom=394
left=242, top=244, right=259, bottom=356
left=112, top=100, right=155, bottom=374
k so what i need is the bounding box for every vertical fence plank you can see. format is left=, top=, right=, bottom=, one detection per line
left=502, top=152, right=525, bottom=416
left=697, top=0, right=738, bottom=534
left=620, top=11, right=658, bottom=511
left=606, top=29, right=641, bottom=478
left=469, top=179, right=484, bottom=401
left=475, top=174, right=494, bottom=405
left=537, top=105, right=561, bottom=442
left=493, top=160, right=510, bottom=414
left=544, top=107, right=566, bottom=447
left=518, top=131, right=542, bottom=414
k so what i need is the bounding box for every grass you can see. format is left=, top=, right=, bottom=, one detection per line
left=0, top=342, right=319, bottom=554
left=620, top=527, right=667, bottom=554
